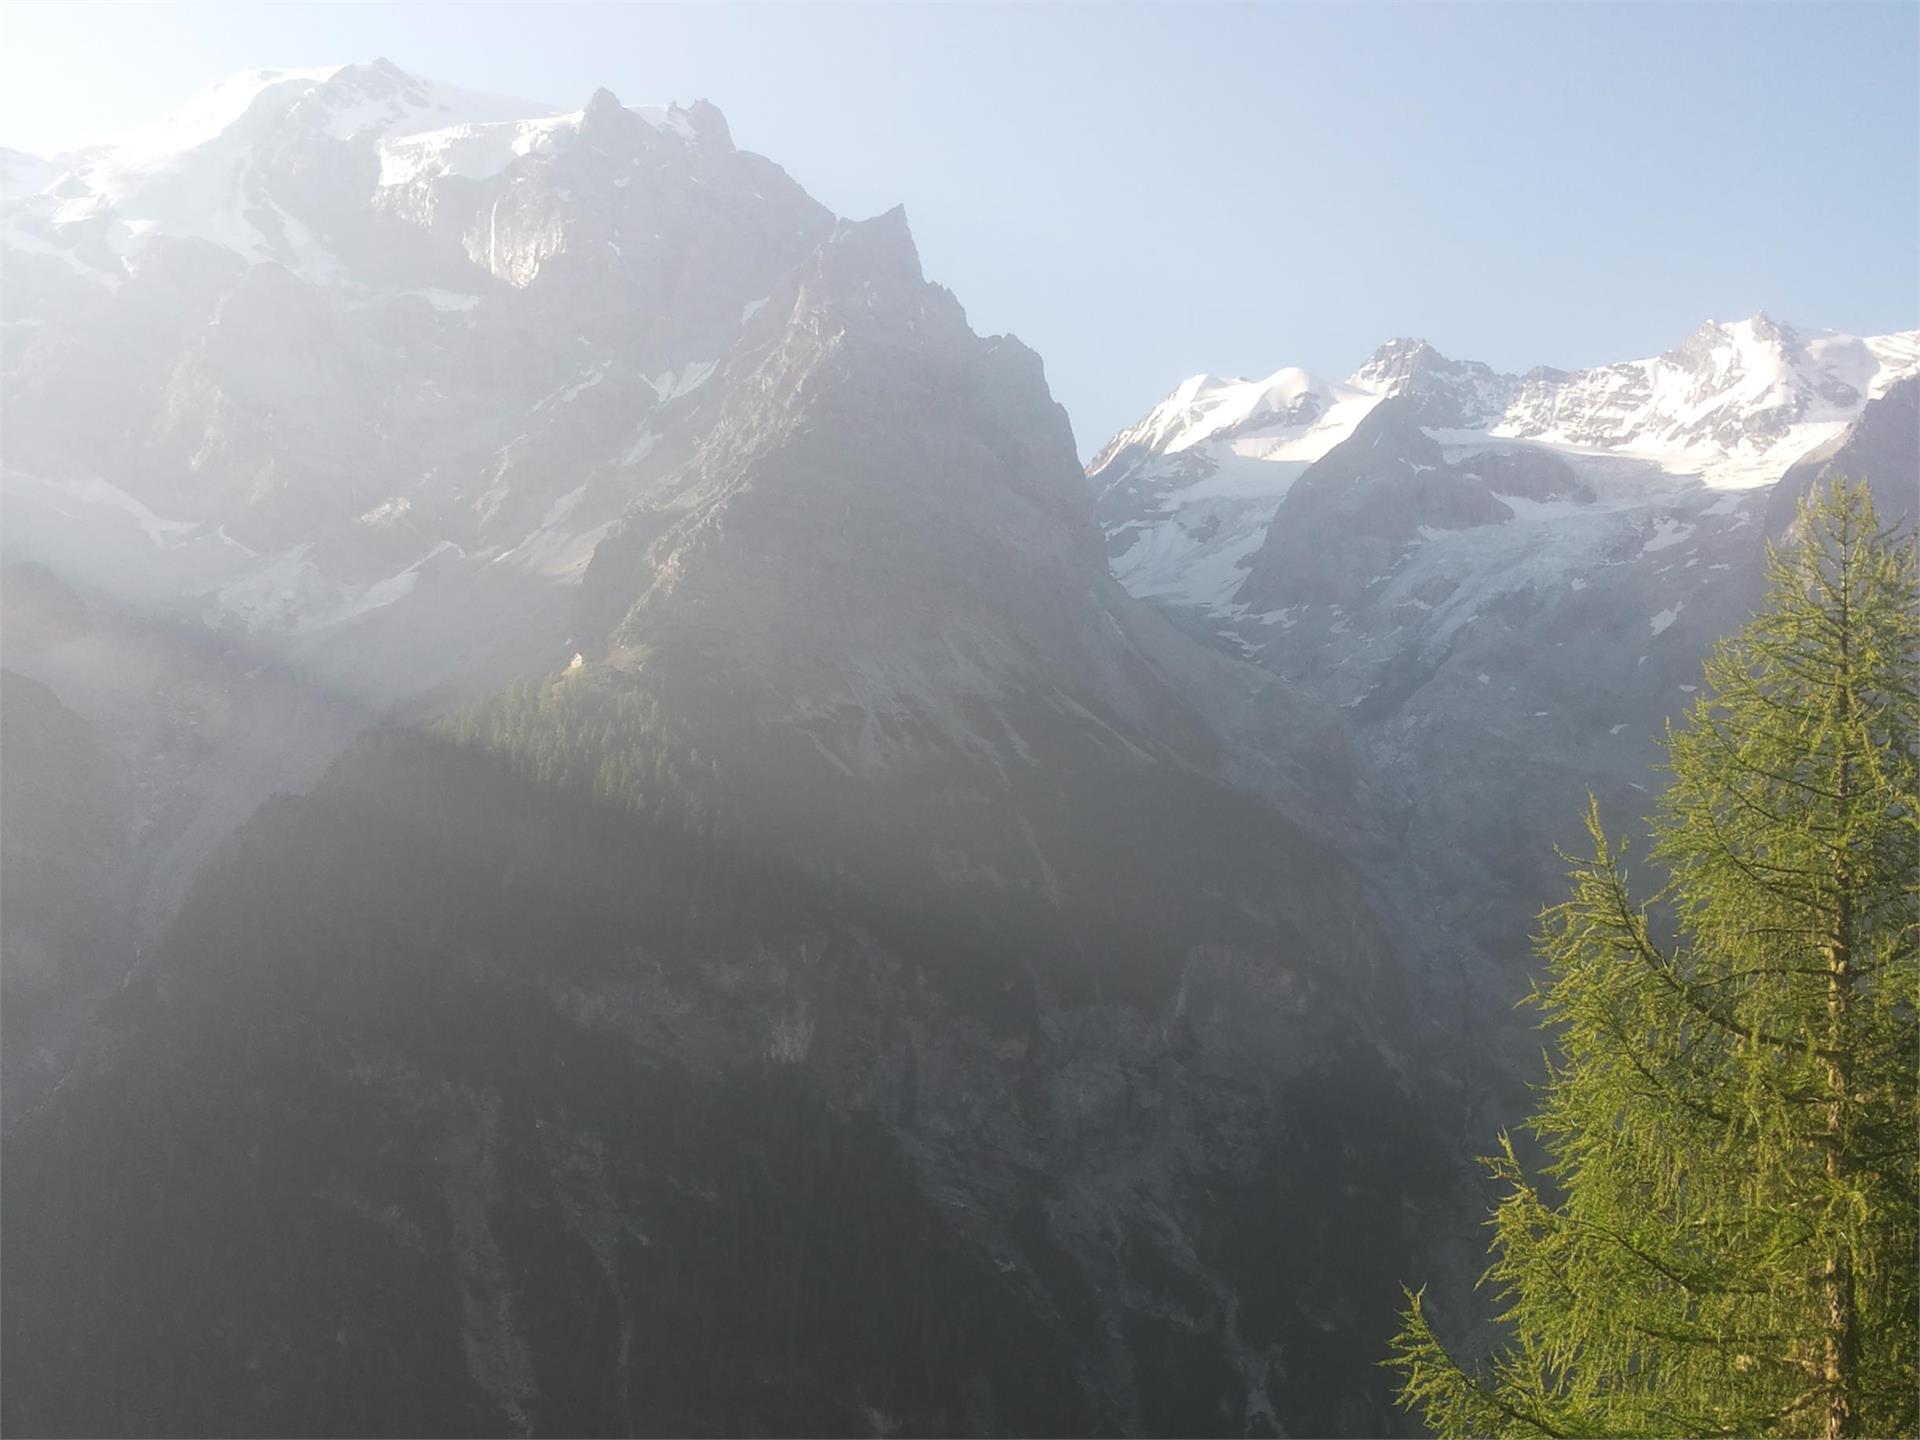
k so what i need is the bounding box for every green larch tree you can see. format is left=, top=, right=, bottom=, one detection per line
left=1389, top=475, right=1919, bottom=1438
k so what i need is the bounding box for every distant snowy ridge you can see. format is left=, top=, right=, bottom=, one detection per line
left=1493, top=316, right=1917, bottom=483
left=1097, top=316, right=1917, bottom=488
left=1, top=60, right=715, bottom=284
left=1091, top=315, right=1918, bottom=617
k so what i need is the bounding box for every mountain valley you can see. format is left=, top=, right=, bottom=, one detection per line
left=1, top=56, right=1915, bottom=1438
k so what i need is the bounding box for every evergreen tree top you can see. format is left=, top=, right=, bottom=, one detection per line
left=1389, top=476, right=1919, bottom=1439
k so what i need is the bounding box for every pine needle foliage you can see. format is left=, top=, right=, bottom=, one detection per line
left=1389, top=476, right=1919, bottom=1439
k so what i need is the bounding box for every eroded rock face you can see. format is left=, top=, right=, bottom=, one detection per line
left=574, top=206, right=1269, bottom=794
left=2, top=715, right=1438, bottom=1438
left=2, top=65, right=1432, bottom=1439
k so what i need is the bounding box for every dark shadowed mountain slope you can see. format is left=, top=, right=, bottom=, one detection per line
left=0, top=563, right=369, bottom=1124
left=0, top=667, right=131, bottom=1121
left=3, top=722, right=1443, bottom=1438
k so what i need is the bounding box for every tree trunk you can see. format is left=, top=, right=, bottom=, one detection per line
left=1822, top=533, right=1859, bottom=1440
left=1822, top=935, right=1857, bottom=1440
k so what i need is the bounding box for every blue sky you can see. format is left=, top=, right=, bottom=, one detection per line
left=4, top=2, right=1915, bottom=454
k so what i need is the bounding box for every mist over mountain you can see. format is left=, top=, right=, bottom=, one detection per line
left=2, top=55, right=1915, bottom=1440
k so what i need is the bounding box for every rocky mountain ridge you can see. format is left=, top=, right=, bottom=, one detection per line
left=2, top=62, right=1439, bottom=1437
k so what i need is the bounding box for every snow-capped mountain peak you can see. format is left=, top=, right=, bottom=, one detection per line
left=4, top=60, right=724, bottom=287
left=1, top=60, right=840, bottom=693
left=1344, top=338, right=1511, bottom=429
left=1347, top=336, right=1441, bottom=384
left=1494, top=312, right=1918, bottom=480
left=62, top=60, right=555, bottom=182
left=1097, top=316, right=1918, bottom=487
left=1090, top=366, right=1334, bottom=469
left=1089, top=315, right=1918, bottom=618
left=0, top=147, right=56, bottom=202
left=1094, top=335, right=1526, bottom=479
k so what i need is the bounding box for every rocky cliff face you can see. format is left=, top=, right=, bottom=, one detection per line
left=4, top=723, right=1442, bottom=1438
left=2, top=63, right=1433, bottom=1437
